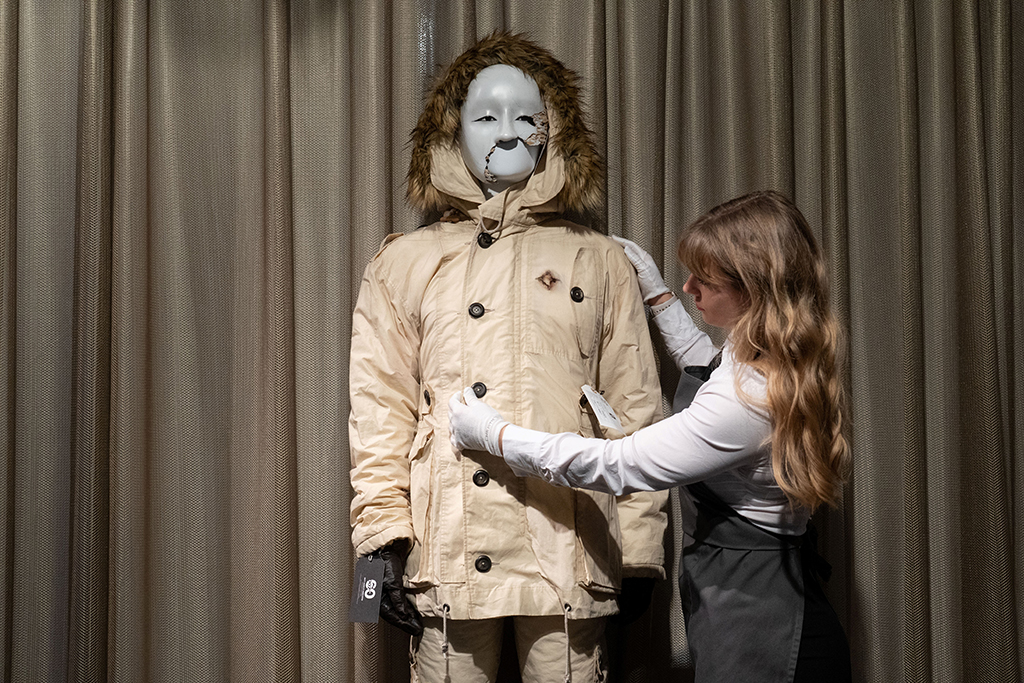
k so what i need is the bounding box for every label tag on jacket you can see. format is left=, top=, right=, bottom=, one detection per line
left=349, top=554, right=386, bottom=623
left=581, top=384, right=623, bottom=433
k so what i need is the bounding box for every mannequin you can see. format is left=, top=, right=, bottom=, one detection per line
left=348, top=33, right=667, bottom=683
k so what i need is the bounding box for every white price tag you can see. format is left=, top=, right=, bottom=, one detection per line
left=581, top=385, right=624, bottom=433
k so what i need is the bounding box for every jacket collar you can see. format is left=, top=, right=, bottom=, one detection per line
left=429, top=139, right=566, bottom=235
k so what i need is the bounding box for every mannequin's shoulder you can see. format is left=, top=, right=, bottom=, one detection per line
left=371, top=220, right=470, bottom=263
left=535, top=218, right=624, bottom=253
left=575, top=229, right=635, bottom=270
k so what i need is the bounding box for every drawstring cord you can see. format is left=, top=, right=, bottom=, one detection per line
left=473, top=180, right=512, bottom=244
left=441, top=603, right=451, bottom=664
left=562, top=602, right=572, bottom=683
left=409, top=635, right=419, bottom=683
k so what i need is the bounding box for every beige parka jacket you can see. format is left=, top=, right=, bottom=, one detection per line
left=349, top=32, right=668, bottom=620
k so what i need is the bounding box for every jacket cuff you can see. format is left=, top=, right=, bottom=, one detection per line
left=352, top=524, right=415, bottom=557
left=622, top=562, right=667, bottom=580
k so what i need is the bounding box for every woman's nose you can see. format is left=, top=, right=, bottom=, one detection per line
left=682, top=274, right=697, bottom=295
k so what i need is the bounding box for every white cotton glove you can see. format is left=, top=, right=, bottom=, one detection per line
left=610, top=235, right=671, bottom=303
left=448, top=387, right=509, bottom=456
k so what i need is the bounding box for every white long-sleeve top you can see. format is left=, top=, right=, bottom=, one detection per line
left=502, top=297, right=808, bottom=536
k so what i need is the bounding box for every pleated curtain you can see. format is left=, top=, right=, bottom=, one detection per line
left=0, top=1, right=1020, bottom=682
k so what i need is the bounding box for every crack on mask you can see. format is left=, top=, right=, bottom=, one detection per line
left=483, top=145, right=498, bottom=183
left=524, top=110, right=549, bottom=147
left=537, top=271, right=559, bottom=290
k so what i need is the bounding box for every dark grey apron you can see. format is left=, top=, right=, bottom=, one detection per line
left=672, top=354, right=823, bottom=683
left=672, top=361, right=717, bottom=413
left=681, top=481, right=806, bottom=683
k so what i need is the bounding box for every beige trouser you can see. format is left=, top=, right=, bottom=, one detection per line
left=410, top=614, right=608, bottom=683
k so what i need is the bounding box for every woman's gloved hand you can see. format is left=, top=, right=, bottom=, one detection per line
left=610, top=235, right=671, bottom=304
left=448, top=387, right=508, bottom=456
left=370, top=542, right=423, bottom=637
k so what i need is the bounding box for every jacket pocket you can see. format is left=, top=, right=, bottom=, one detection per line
left=405, top=425, right=435, bottom=587
left=570, top=247, right=605, bottom=359
left=525, top=245, right=606, bottom=361
left=574, top=489, right=622, bottom=593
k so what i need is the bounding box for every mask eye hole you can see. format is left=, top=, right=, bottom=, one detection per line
left=474, top=115, right=496, bottom=122
left=517, top=115, right=535, bottom=126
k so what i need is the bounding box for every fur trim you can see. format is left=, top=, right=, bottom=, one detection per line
left=407, top=31, right=603, bottom=213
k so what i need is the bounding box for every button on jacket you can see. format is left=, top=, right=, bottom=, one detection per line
left=349, top=41, right=667, bottom=621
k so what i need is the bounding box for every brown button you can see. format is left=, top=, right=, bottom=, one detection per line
left=570, top=287, right=584, bottom=302
left=472, top=382, right=487, bottom=398
left=473, top=470, right=490, bottom=487
left=469, top=302, right=485, bottom=319
left=477, top=233, right=494, bottom=248
left=475, top=555, right=492, bottom=573
left=424, top=390, right=431, bottom=405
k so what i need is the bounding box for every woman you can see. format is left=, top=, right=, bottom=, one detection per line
left=449, top=190, right=853, bottom=682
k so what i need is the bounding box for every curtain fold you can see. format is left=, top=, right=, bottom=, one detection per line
left=9, top=2, right=82, bottom=680
left=289, top=1, right=354, bottom=681
left=69, top=1, right=112, bottom=680
left=108, top=0, right=150, bottom=680
left=0, top=0, right=16, bottom=680
left=0, top=2, right=1020, bottom=682
left=227, top=1, right=301, bottom=681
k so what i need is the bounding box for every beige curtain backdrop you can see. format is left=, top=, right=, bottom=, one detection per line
left=0, top=1, right=1020, bottom=682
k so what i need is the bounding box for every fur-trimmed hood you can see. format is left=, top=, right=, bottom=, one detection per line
left=407, top=31, right=603, bottom=215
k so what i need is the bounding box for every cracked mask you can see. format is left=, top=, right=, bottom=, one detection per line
left=459, top=64, right=548, bottom=190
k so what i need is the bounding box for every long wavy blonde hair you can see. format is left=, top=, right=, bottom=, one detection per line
left=679, top=190, right=850, bottom=511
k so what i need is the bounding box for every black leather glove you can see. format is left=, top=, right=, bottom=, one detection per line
left=612, top=577, right=656, bottom=626
left=370, top=542, right=423, bottom=637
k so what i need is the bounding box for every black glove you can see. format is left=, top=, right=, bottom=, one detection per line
left=612, top=577, right=656, bottom=626
left=370, top=543, right=423, bottom=637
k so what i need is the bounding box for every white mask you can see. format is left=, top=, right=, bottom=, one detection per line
left=459, top=64, right=548, bottom=197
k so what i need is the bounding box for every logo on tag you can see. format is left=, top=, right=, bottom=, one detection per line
left=349, top=554, right=386, bottom=623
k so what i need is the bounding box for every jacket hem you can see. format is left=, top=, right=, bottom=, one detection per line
left=408, top=583, right=619, bottom=621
